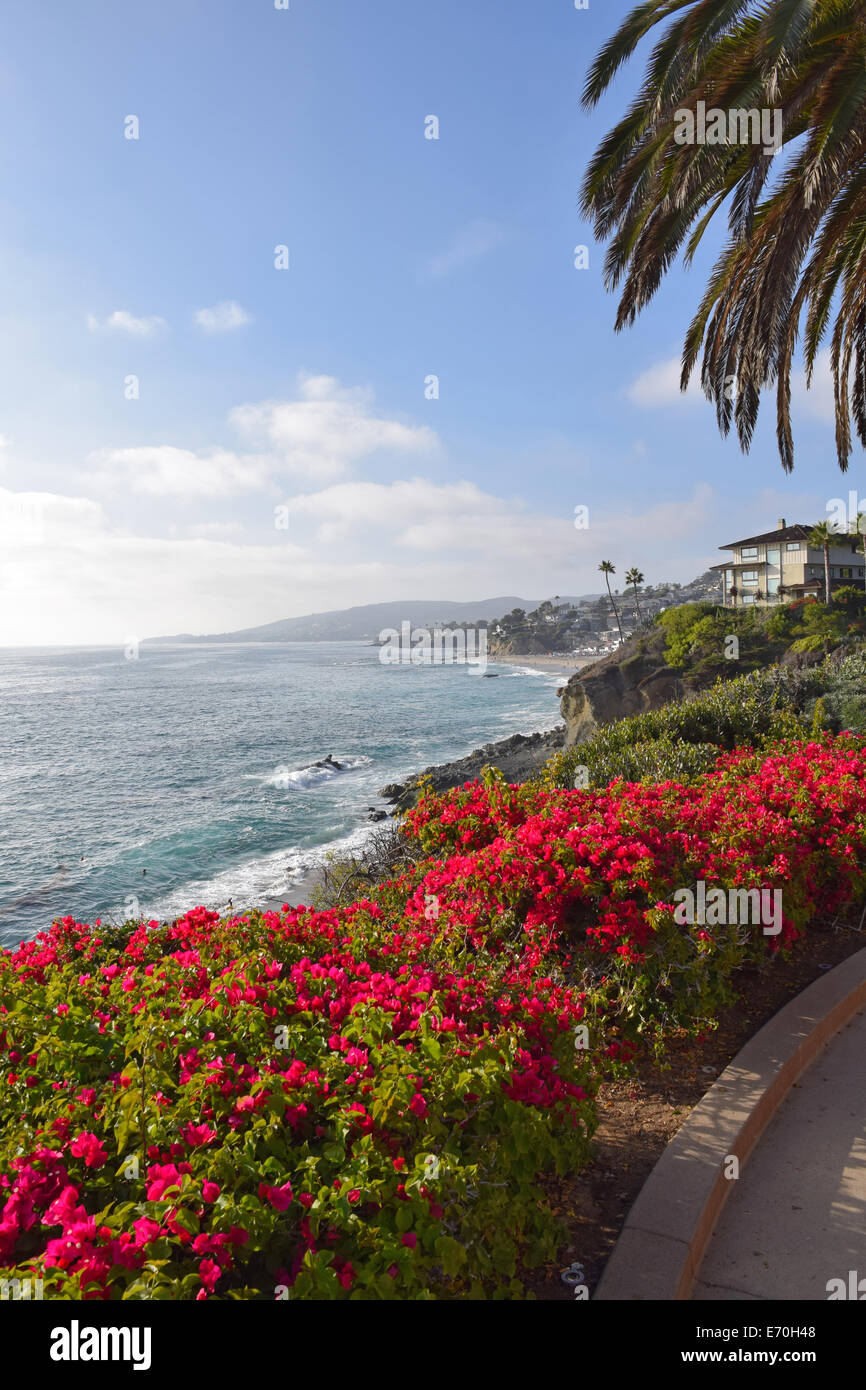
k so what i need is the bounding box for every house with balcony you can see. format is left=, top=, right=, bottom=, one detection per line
left=712, top=519, right=866, bottom=607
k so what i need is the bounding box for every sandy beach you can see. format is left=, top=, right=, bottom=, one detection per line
left=491, top=653, right=596, bottom=677
left=259, top=875, right=319, bottom=914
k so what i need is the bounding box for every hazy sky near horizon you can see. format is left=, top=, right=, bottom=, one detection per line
left=0, top=0, right=855, bottom=644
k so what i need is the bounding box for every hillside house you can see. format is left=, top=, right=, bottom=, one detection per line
left=712, top=519, right=866, bottom=607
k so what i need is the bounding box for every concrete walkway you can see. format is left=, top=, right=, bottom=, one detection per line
left=693, top=1007, right=866, bottom=1300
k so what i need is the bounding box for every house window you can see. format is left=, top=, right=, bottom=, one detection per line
left=785, top=542, right=801, bottom=551
left=767, top=577, right=780, bottom=595
left=840, top=567, right=854, bottom=579
left=741, top=594, right=756, bottom=605
left=741, top=571, right=758, bottom=584
left=741, top=546, right=758, bottom=558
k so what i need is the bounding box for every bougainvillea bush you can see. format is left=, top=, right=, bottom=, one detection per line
left=3, top=735, right=866, bottom=1300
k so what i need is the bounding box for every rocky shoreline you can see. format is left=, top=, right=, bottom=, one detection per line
left=256, top=726, right=566, bottom=912
left=377, top=725, right=567, bottom=813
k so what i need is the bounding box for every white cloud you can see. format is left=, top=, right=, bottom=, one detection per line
left=0, top=480, right=722, bottom=645
left=83, top=376, right=439, bottom=496
left=184, top=520, right=247, bottom=539
left=85, top=446, right=272, bottom=499
left=87, top=310, right=168, bottom=337
left=287, top=477, right=717, bottom=572
left=0, top=484, right=364, bottom=644
left=193, top=300, right=252, bottom=333
left=790, top=348, right=835, bottom=423
left=626, top=355, right=706, bottom=408
left=229, top=374, right=439, bottom=481
left=630, top=349, right=839, bottom=426
left=424, top=219, right=506, bottom=278
left=288, top=478, right=499, bottom=546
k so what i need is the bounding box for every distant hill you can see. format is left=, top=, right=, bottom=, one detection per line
left=144, top=596, right=602, bottom=645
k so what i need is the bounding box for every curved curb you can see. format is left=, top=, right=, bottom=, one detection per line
left=593, top=944, right=866, bottom=1300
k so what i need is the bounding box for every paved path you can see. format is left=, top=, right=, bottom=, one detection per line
left=693, top=1007, right=866, bottom=1300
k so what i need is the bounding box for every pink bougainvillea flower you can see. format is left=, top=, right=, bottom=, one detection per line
left=133, top=1217, right=161, bottom=1247
left=259, top=1179, right=293, bottom=1212
left=182, top=1123, right=216, bottom=1148
left=145, top=1164, right=183, bottom=1202
left=69, top=1133, right=108, bottom=1169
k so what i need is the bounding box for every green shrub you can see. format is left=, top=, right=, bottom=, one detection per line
left=805, top=649, right=866, bottom=733
left=540, top=668, right=810, bottom=790
left=658, top=603, right=721, bottom=666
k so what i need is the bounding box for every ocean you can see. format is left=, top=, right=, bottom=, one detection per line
left=0, top=642, right=566, bottom=947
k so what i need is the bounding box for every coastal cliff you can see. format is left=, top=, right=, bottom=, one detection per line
left=556, top=603, right=831, bottom=746
left=558, top=631, right=684, bottom=746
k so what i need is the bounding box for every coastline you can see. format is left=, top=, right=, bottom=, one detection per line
left=490, top=653, right=595, bottom=677
left=254, top=656, right=596, bottom=914
left=257, top=726, right=567, bottom=914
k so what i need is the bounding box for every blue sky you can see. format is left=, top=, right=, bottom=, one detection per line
left=0, top=0, right=855, bottom=643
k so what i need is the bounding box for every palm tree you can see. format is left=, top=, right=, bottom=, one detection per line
left=625, top=567, right=645, bottom=627
left=598, top=561, right=624, bottom=643
left=581, top=0, right=866, bottom=473
left=808, top=522, right=835, bottom=606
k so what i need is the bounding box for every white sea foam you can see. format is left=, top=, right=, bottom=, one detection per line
left=141, top=822, right=379, bottom=921
left=247, top=754, right=372, bottom=790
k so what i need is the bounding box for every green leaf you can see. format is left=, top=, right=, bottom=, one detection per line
left=434, top=1235, right=467, bottom=1276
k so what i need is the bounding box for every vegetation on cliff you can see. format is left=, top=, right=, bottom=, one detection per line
left=558, top=594, right=866, bottom=748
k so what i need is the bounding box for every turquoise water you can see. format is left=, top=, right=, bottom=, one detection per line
left=0, top=642, right=565, bottom=946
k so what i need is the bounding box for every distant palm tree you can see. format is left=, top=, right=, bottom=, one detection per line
left=808, top=523, right=835, bottom=607
left=625, top=568, right=645, bottom=627
left=598, top=561, right=624, bottom=643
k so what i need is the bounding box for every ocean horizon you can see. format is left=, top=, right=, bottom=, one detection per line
left=0, top=641, right=568, bottom=947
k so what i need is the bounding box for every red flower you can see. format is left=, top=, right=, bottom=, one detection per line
left=182, top=1123, right=216, bottom=1148
left=69, top=1133, right=107, bottom=1169
left=260, top=1179, right=293, bottom=1212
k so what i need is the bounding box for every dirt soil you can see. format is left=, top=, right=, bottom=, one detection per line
left=526, top=911, right=866, bottom=1300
